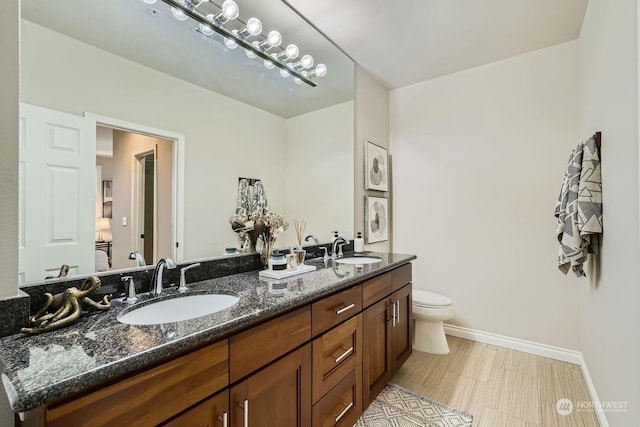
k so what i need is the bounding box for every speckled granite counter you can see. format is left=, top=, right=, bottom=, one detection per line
left=0, top=252, right=415, bottom=413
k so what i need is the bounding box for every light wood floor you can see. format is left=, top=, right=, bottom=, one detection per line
left=392, top=336, right=600, bottom=427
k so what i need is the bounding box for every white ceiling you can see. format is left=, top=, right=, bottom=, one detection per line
left=286, top=0, right=589, bottom=89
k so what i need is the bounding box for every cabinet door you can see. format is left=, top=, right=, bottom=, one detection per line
left=362, top=297, right=392, bottom=406
left=392, top=285, right=412, bottom=372
left=162, top=390, right=229, bottom=427
left=231, top=344, right=311, bottom=427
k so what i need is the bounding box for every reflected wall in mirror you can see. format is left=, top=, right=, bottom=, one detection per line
left=19, top=0, right=354, bottom=285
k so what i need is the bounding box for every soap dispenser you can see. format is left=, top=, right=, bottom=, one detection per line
left=331, top=231, right=339, bottom=243
left=354, top=232, right=364, bottom=253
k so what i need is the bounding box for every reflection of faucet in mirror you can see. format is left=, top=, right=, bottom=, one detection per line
left=151, top=258, right=177, bottom=297
left=44, top=264, right=70, bottom=280
left=304, top=235, right=319, bottom=244
left=332, top=237, right=350, bottom=259
left=129, top=251, right=146, bottom=268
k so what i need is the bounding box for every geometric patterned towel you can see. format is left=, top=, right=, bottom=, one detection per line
left=354, top=383, right=473, bottom=427
left=554, top=136, right=603, bottom=277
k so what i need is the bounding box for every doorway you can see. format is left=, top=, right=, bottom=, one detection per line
left=91, top=113, right=185, bottom=270
left=135, top=150, right=156, bottom=264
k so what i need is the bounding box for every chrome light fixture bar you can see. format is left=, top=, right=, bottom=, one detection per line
left=157, top=0, right=324, bottom=87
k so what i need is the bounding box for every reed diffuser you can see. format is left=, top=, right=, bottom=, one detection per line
left=293, top=219, right=307, bottom=267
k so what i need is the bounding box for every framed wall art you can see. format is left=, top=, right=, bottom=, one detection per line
left=365, top=196, right=389, bottom=243
left=365, top=140, right=389, bottom=191
left=102, top=180, right=113, bottom=218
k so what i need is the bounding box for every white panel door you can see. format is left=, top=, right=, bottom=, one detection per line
left=19, top=103, right=96, bottom=283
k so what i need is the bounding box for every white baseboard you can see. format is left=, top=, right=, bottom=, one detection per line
left=443, top=324, right=609, bottom=426
left=443, top=324, right=582, bottom=364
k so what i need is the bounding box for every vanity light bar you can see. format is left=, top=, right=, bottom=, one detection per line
left=158, top=0, right=322, bottom=87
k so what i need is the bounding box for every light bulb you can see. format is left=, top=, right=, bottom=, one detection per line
left=142, top=0, right=157, bottom=4
left=245, top=41, right=260, bottom=59
left=294, top=77, right=303, bottom=85
left=267, top=30, right=282, bottom=47
left=314, top=63, right=327, bottom=77
left=285, top=44, right=299, bottom=59
left=224, top=30, right=239, bottom=49
left=199, top=14, right=215, bottom=36
left=246, top=17, right=262, bottom=36
left=171, top=0, right=189, bottom=21
left=264, top=60, right=275, bottom=70
left=280, top=68, right=290, bottom=78
left=221, top=0, right=239, bottom=20
left=300, top=54, right=314, bottom=69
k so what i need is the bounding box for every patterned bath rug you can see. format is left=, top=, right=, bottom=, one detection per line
left=354, top=383, right=473, bottom=427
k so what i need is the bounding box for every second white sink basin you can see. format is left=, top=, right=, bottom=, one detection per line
left=118, top=294, right=239, bottom=325
left=335, top=257, right=381, bottom=265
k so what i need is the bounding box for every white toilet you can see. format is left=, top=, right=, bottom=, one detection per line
left=412, top=290, right=454, bottom=354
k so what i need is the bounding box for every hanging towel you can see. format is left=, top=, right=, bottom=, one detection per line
left=554, top=136, right=603, bottom=277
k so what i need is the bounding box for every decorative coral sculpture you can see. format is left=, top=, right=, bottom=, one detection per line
left=21, top=276, right=111, bottom=334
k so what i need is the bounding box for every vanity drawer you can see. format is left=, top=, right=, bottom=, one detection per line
left=312, top=365, right=362, bottom=427
left=312, top=285, right=362, bottom=336
left=392, top=263, right=412, bottom=291
left=46, top=339, right=229, bottom=427
left=312, top=314, right=362, bottom=402
left=230, top=306, right=311, bottom=383
left=362, top=272, right=392, bottom=308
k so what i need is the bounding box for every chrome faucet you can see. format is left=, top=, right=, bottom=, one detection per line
left=151, top=258, right=176, bottom=296
left=332, top=237, right=350, bottom=259
left=304, top=234, right=319, bottom=244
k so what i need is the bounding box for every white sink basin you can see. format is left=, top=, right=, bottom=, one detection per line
left=118, top=294, right=239, bottom=325
left=335, top=257, right=381, bottom=265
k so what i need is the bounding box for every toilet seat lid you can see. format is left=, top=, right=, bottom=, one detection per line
left=413, top=290, right=452, bottom=307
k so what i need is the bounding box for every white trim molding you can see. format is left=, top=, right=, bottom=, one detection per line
left=444, top=324, right=609, bottom=426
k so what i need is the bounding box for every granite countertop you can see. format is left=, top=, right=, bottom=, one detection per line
left=0, top=252, right=415, bottom=413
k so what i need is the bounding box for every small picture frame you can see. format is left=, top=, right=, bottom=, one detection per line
left=102, top=180, right=113, bottom=218
left=365, top=141, right=389, bottom=191
left=365, top=196, right=389, bottom=243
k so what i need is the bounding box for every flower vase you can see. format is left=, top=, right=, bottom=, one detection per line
left=260, top=238, right=274, bottom=269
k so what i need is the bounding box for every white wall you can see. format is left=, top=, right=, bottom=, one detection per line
left=284, top=101, right=354, bottom=247
left=355, top=66, right=391, bottom=251
left=391, top=41, right=582, bottom=349
left=20, top=21, right=287, bottom=261
left=0, top=1, right=19, bottom=424
left=578, top=0, right=640, bottom=425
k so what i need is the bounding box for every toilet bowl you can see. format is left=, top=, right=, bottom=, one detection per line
left=412, top=290, right=453, bottom=354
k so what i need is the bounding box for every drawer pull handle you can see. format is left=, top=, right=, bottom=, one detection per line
left=238, top=399, right=249, bottom=427
left=335, top=303, right=355, bottom=315
left=396, top=300, right=400, bottom=325
left=333, top=401, right=354, bottom=423
left=218, top=412, right=228, bottom=427
left=333, top=346, right=354, bottom=363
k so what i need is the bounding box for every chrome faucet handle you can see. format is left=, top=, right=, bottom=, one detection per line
left=121, top=276, right=138, bottom=303
left=320, top=247, right=329, bottom=261
left=338, top=243, right=346, bottom=258
left=178, top=263, right=201, bottom=293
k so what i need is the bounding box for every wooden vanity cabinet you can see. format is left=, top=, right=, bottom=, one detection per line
left=160, top=389, right=229, bottom=427
left=19, top=263, right=413, bottom=427
left=231, top=344, right=311, bottom=427
left=44, top=339, right=229, bottom=427
left=362, top=264, right=413, bottom=406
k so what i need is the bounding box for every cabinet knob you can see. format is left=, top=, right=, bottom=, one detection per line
left=335, top=303, right=355, bottom=315
left=332, top=401, right=354, bottom=423
left=333, top=346, right=354, bottom=364
left=237, top=399, right=249, bottom=427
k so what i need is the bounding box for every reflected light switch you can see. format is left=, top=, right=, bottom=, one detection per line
left=122, top=217, right=127, bottom=226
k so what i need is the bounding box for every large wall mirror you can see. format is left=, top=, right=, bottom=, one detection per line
left=19, top=0, right=354, bottom=284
